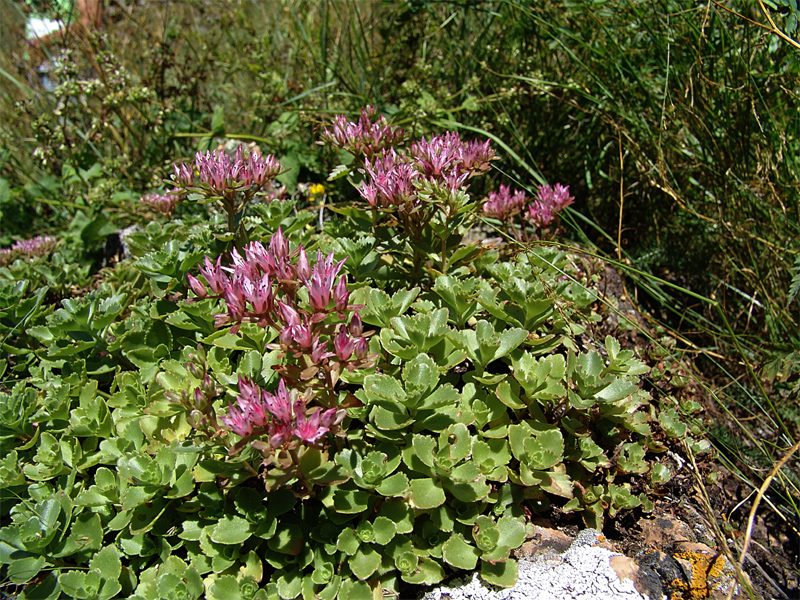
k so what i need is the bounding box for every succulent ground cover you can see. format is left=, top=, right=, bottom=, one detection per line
left=0, top=109, right=713, bottom=600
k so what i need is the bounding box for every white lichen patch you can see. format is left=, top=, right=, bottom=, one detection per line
left=422, top=531, right=651, bottom=600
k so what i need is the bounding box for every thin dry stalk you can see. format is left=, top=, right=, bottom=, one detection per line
left=725, top=438, right=800, bottom=600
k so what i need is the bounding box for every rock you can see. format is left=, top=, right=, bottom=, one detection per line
left=672, top=546, right=747, bottom=600
left=423, top=529, right=650, bottom=600
left=609, top=555, right=663, bottom=600
left=638, top=514, right=695, bottom=548
left=514, top=524, right=573, bottom=560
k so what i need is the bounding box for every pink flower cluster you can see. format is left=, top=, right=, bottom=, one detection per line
left=221, top=376, right=345, bottom=445
left=483, top=183, right=574, bottom=228
left=411, top=132, right=494, bottom=180
left=356, top=132, right=495, bottom=210
left=0, top=235, right=58, bottom=266
left=187, top=227, right=373, bottom=369
left=140, top=191, right=180, bottom=218
left=320, top=106, right=404, bottom=158
left=482, top=184, right=527, bottom=221
left=171, top=146, right=282, bottom=197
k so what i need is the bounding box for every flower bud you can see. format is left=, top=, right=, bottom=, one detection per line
left=354, top=337, right=370, bottom=360
left=193, top=387, right=210, bottom=412
left=320, top=408, right=346, bottom=429
left=279, top=326, right=294, bottom=348
left=277, top=300, right=301, bottom=327
left=185, top=362, right=202, bottom=379
left=287, top=324, right=311, bottom=349
left=333, top=275, right=350, bottom=313
left=187, top=409, right=206, bottom=429
left=202, top=374, right=216, bottom=398
left=349, top=313, right=363, bottom=337
left=296, top=247, right=311, bottom=281
left=187, top=274, right=208, bottom=298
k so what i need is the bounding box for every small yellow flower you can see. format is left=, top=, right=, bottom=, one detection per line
left=308, top=183, right=325, bottom=197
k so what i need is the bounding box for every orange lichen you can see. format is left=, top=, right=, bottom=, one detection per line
left=667, top=550, right=728, bottom=600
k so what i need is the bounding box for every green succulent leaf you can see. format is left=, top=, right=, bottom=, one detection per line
left=211, top=515, right=253, bottom=545
left=337, top=579, right=373, bottom=600
left=370, top=516, right=397, bottom=545
left=267, top=524, right=303, bottom=555
left=337, top=527, right=361, bottom=556
left=473, top=516, right=500, bottom=552
left=376, top=472, right=409, bottom=497
left=349, top=544, right=382, bottom=580
left=409, top=478, right=446, bottom=509
left=481, top=558, right=519, bottom=588
left=401, top=556, right=445, bottom=585
left=442, top=533, right=480, bottom=570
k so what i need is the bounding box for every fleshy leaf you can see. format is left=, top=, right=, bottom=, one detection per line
left=481, top=558, right=518, bottom=587
left=210, top=515, right=252, bottom=545
left=349, top=545, right=382, bottom=580
left=442, top=533, right=480, bottom=570
left=409, top=478, right=446, bottom=509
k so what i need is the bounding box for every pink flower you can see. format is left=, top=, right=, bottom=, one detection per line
left=524, top=200, right=555, bottom=227
left=293, top=408, right=327, bottom=444
left=411, top=132, right=495, bottom=182
left=286, top=323, right=314, bottom=349
left=269, top=421, right=292, bottom=448
left=171, top=147, right=281, bottom=196
left=223, top=283, right=247, bottom=325
left=241, top=273, right=274, bottom=325
left=277, top=300, right=301, bottom=327
left=357, top=182, right=380, bottom=207
left=245, top=151, right=282, bottom=185
left=220, top=402, right=254, bottom=438
left=307, top=251, right=346, bottom=313
left=5, top=235, right=59, bottom=260
left=198, top=256, right=228, bottom=296
left=411, top=133, right=460, bottom=178
left=262, top=379, right=293, bottom=425
left=459, top=139, right=495, bottom=176
left=361, top=149, right=418, bottom=208
left=334, top=329, right=355, bottom=361
left=310, top=339, right=335, bottom=364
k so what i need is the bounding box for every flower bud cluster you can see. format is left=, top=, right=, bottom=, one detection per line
left=171, top=145, right=282, bottom=197
left=483, top=183, right=574, bottom=229
left=0, top=235, right=59, bottom=266
left=188, top=227, right=375, bottom=380
left=140, top=190, right=180, bottom=218
left=354, top=131, right=495, bottom=212
left=169, top=145, right=283, bottom=237
left=164, top=350, right=225, bottom=437
left=319, top=106, right=404, bottom=158
left=482, top=184, right=527, bottom=221
left=220, top=376, right=346, bottom=446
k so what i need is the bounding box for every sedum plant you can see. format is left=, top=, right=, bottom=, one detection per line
left=0, top=108, right=706, bottom=600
